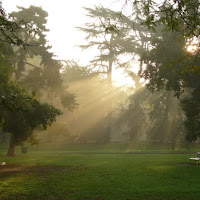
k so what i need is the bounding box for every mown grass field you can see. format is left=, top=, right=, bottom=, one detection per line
left=0, top=143, right=200, bottom=200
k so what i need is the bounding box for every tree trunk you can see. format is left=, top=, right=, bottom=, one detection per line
left=104, top=34, right=114, bottom=143
left=7, top=135, right=16, bottom=156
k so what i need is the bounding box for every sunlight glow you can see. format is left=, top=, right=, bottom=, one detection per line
left=186, top=37, right=199, bottom=54
left=112, top=68, right=134, bottom=87
left=58, top=75, right=130, bottom=136
left=187, top=45, right=198, bottom=53
left=3, top=0, right=140, bottom=87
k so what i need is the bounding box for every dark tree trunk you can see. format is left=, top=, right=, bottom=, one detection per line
left=7, top=135, right=16, bottom=156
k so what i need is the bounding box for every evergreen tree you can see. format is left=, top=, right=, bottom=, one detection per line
left=78, top=6, right=139, bottom=142
left=0, top=3, right=61, bottom=156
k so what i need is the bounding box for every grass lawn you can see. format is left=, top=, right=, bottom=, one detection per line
left=0, top=143, right=200, bottom=200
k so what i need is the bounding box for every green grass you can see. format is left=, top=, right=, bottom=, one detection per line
left=0, top=143, right=200, bottom=200
left=1, top=142, right=199, bottom=155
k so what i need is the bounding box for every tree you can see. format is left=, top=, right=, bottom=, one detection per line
left=0, top=4, right=39, bottom=109
left=118, top=87, right=147, bottom=141
left=126, top=0, right=200, bottom=38
left=0, top=57, right=61, bottom=155
left=0, top=2, right=32, bottom=47
left=3, top=95, right=61, bottom=156
left=0, top=3, right=62, bottom=156
left=78, top=6, right=139, bottom=142
left=117, top=85, right=185, bottom=147
left=119, top=0, right=200, bottom=142
left=0, top=2, right=36, bottom=110
left=140, top=29, right=200, bottom=142
left=10, top=6, right=77, bottom=110
left=147, top=90, right=185, bottom=147
left=61, top=60, right=95, bottom=82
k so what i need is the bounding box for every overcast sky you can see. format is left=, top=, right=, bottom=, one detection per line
left=2, top=0, right=126, bottom=63
left=2, top=0, right=136, bottom=86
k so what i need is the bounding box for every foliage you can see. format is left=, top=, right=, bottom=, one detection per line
left=9, top=6, right=77, bottom=111
left=120, top=1, right=200, bottom=142
left=181, top=95, right=200, bottom=142
left=0, top=3, right=34, bottom=111
left=1, top=83, right=61, bottom=154
left=78, top=6, right=141, bottom=74
left=131, top=0, right=200, bottom=38
left=118, top=88, right=147, bottom=141
left=147, top=90, right=185, bottom=145
left=26, top=134, right=40, bottom=146
left=0, top=45, right=36, bottom=113
left=142, top=31, right=188, bottom=96
left=61, top=60, right=97, bottom=83
left=0, top=3, right=35, bottom=47
left=140, top=28, right=200, bottom=142
left=117, top=86, right=185, bottom=145
left=78, top=6, right=139, bottom=142
left=0, top=3, right=62, bottom=156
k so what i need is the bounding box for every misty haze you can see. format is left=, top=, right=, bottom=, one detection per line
left=0, top=0, right=200, bottom=200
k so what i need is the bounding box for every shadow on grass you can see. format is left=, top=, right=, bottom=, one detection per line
left=174, top=162, right=200, bottom=166
left=0, top=164, right=88, bottom=174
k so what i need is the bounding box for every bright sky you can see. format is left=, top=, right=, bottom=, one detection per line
left=3, top=0, right=123, bottom=61
left=2, top=0, right=136, bottom=86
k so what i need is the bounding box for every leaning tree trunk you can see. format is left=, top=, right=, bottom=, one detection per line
left=7, top=135, right=16, bottom=156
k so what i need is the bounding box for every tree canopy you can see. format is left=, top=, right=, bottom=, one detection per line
left=129, top=1, right=200, bottom=142
left=0, top=3, right=63, bottom=156
left=130, top=0, right=200, bottom=38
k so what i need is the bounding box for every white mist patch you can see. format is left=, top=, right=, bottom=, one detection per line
left=112, top=68, right=134, bottom=87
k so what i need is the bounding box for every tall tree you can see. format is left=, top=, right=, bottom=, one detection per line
left=0, top=2, right=34, bottom=110
left=120, top=0, right=200, bottom=142
left=11, top=6, right=49, bottom=80
left=0, top=3, right=62, bottom=155
left=78, top=6, right=139, bottom=141
left=10, top=6, right=77, bottom=109
left=140, top=29, right=200, bottom=142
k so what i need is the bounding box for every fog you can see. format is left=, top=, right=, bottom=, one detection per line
left=1, top=0, right=199, bottom=156
left=1, top=2, right=200, bottom=200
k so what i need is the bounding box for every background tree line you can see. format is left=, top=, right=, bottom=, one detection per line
left=0, top=3, right=77, bottom=155
left=1, top=0, right=200, bottom=152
